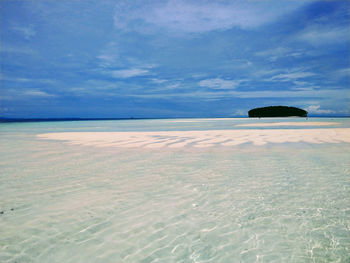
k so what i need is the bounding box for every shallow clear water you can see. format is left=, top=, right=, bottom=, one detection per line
left=1, top=118, right=350, bottom=262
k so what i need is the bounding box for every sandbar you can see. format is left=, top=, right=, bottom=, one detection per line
left=37, top=128, right=350, bottom=148
left=236, top=122, right=340, bottom=127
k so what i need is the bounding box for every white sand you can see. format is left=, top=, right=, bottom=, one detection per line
left=236, top=122, right=340, bottom=127
left=162, top=118, right=244, bottom=123
left=37, top=128, right=350, bottom=148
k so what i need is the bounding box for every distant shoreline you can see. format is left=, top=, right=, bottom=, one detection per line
left=0, top=117, right=152, bottom=123
left=1, top=116, right=350, bottom=123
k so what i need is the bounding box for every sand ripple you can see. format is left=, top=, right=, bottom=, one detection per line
left=37, top=128, right=350, bottom=148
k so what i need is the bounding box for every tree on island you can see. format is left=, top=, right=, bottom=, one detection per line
left=248, top=106, right=308, bottom=117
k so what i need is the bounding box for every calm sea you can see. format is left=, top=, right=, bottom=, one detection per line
left=1, top=118, right=349, bottom=262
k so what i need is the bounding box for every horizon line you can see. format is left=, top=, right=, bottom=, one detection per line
left=1, top=116, right=350, bottom=123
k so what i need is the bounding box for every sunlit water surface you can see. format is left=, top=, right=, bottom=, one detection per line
left=1, top=118, right=349, bottom=262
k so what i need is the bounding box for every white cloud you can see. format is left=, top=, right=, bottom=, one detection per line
left=267, top=72, right=316, bottom=82
left=0, top=46, right=35, bottom=54
left=96, top=42, right=121, bottom=67
left=231, top=109, right=247, bottom=116
left=231, top=89, right=347, bottom=99
left=149, top=82, right=181, bottom=92
left=111, top=69, right=150, bottom=78
left=129, top=88, right=349, bottom=100
left=191, top=73, right=207, bottom=79
left=114, top=0, right=313, bottom=33
left=12, top=25, right=36, bottom=39
left=334, top=68, right=350, bottom=79
left=306, top=105, right=333, bottom=114
left=150, top=78, right=167, bottom=84
left=297, top=26, right=349, bottom=45
left=292, top=81, right=311, bottom=87
left=255, top=47, right=306, bottom=62
left=97, top=54, right=116, bottom=63
left=255, top=47, right=288, bottom=57
left=199, top=78, right=240, bottom=89
left=0, top=76, right=56, bottom=84
left=164, top=83, right=180, bottom=90
left=24, top=90, right=55, bottom=97
left=254, top=69, right=281, bottom=77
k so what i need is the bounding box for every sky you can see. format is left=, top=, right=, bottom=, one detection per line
left=0, top=0, right=349, bottom=118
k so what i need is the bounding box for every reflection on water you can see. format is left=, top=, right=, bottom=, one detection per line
left=0, top=118, right=350, bottom=262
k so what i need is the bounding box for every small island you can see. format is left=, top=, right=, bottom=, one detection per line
left=248, top=106, right=308, bottom=118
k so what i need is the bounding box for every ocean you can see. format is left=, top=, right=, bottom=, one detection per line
left=1, top=118, right=349, bottom=262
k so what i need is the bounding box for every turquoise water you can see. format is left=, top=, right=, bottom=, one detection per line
left=0, top=118, right=350, bottom=262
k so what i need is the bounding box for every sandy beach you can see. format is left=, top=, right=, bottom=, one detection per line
left=38, top=127, right=350, bottom=148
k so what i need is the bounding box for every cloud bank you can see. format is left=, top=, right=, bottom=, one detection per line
left=113, top=0, right=313, bottom=33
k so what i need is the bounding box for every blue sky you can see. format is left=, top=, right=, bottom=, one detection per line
left=1, top=0, right=349, bottom=118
